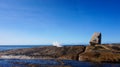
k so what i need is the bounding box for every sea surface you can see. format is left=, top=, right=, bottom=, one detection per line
left=0, top=45, right=48, bottom=51
left=0, top=45, right=120, bottom=67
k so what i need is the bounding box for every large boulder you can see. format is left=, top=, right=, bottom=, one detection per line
left=89, top=32, right=101, bottom=46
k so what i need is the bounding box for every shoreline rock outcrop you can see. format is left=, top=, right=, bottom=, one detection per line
left=0, top=46, right=86, bottom=60
left=0, top=32, right=120, bottom=63
left=0, top=44, right=120, bottom=63
left=79, top=44, right=120, bottom=63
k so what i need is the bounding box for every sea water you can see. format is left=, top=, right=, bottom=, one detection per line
left=0, top=45, right=120, bottom=67
left=0, top=45, right=48, bottom=51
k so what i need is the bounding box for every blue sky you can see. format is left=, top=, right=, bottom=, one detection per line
left=0, top=0, right=120, bottom=45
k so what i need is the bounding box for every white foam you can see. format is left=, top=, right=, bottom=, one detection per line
left=52, top=41, right=62, bottom=47
left=0, top=55, right=32, bottom=59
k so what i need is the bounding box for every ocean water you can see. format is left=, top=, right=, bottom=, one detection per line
left=0, top=45, right=48, bottom=51
left=0, top=45, right=120, bottom=67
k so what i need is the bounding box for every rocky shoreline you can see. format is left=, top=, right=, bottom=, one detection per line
left=0, top=44, right=120, bottom=63
left=0, top=46, right=85, bottom=60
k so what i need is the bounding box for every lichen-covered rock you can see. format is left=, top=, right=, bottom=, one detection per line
left=90, top=32, right=101, bottom=46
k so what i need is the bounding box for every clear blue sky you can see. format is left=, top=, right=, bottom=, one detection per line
left=0, top=0, right=120, bottom=45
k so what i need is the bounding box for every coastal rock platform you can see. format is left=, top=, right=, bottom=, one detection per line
left=79, top=44, right=120, bottom=63
left=0, top=44, right=120, bottom=63
left=0, top=46, right=85, bottom=60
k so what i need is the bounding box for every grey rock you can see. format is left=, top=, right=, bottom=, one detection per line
left=89, top=32, right=101, bottom=46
